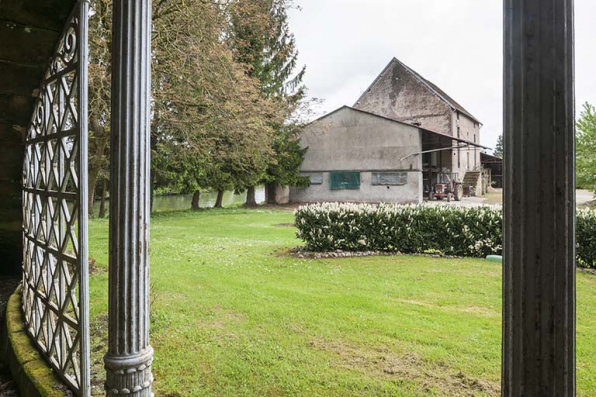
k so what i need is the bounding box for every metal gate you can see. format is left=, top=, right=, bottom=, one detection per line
left=21, top=1, right=90, bottom=395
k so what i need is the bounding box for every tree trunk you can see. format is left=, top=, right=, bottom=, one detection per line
left=150, top=168, right=155, bottom=213
left=88, top=113, right=110, bottom=216
left=99, top=178, right=108, bottom=218
left=245, top=186, right=257, bottom=206
left=266, top=183, right=277, bottom=205
left=191, top=190, right=200, bottom=210
left=88, top=158, right=105, bottom=217
left=88, top=179, right=97, bottom=217
left=214, top=190, right=224, bottom=208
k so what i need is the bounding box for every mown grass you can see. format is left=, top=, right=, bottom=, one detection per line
left=88, top=208, right=596, bottom=396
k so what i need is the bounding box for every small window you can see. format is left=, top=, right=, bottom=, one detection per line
left=301, top=173, right=323, bottom=185
left=372, top=172, right=408, bottom=186
left=330, top=172, right=361, bottom=190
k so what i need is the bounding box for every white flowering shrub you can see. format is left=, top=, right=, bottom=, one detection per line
left=295, top=203, right=596, bottom=268
left=577, top=208, right=596, bottom=268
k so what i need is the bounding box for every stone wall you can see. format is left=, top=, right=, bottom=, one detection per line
left=451, top=112, right=482, bottom=179
left=354, top=59, right=453, bottom=135
left=354, top=58, right=484, bottom=182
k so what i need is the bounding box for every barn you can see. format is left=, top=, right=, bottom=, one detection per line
left=481, top=152, right=504, bottom=189
left=290, top=106, right=487, bottom=204
left=290, top=58, right=489, bottom=204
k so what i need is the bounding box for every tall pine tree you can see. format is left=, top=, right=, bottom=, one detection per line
left=493, top=134, right=504, bottom=158
left=228, top=0, right=309, bottom=205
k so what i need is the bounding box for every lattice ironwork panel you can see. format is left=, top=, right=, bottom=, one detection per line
left=22, top=2, right=90, bottom=395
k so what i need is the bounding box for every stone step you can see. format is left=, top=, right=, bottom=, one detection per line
left=463, top=172, right=482, bottom=186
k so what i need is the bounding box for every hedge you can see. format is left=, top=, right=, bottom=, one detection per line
left=294, top=203, right=596, bottom=268
left=578, top=208, right=596, bottom=268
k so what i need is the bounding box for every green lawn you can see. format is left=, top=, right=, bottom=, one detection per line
left=88, top=208, right=596, bottom=396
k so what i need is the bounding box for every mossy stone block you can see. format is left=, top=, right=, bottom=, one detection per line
left=3, top=286, right=71, bottom=397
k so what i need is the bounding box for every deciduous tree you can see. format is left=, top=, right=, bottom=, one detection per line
left=88, top=0, right=291, bottom=212
left=577, top=102, right=596, bottom=191
left=152, top=0, right=280, bottom=208
left=88, top=0, right=112, bottom=216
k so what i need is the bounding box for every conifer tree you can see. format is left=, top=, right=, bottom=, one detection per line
left=228, top=0, right=309, bottom=205
left=493, top=134, right=504, bottom=158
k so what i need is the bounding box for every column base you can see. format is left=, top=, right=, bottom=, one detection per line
left=104, top=347, right=154, bottom=396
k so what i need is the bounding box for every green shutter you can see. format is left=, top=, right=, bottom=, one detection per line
left=330, top=172, right=361, bottom=190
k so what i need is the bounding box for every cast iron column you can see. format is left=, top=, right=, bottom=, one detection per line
left=503, top=0, right=575, bottom=396
left=104, top=0, right=153, bottom=396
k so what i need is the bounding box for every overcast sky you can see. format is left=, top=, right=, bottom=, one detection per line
left=289, top=0, right=596, bottom=152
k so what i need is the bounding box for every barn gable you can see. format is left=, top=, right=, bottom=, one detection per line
left=354, top=58, right=481, bottom=135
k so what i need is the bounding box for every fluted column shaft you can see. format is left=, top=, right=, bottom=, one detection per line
left=104, top=0, right=153, bottom=396
left=503, top=0, right=575, bottom=396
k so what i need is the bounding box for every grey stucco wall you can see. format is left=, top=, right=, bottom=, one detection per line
left=354, top=60, right=453, bottom=135
left=290, top=107, right=423, bottom=204
left=300, top=108, right=422, bottom=172
left=291, top=171, right=422, bottom=204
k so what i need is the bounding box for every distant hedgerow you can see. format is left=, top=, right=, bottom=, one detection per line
left=294, top=203, right=596, bottom=268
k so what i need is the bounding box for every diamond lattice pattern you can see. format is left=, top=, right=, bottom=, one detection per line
left=22, top=12, right=85, bottom=394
